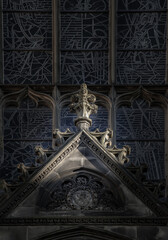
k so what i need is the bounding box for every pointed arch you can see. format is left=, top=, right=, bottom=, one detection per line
left=34, top=226, right=134, bottom=240
left=0, top=87, right=55, bottom=110
left=115, top=86, right=168, bottom=110
left=37, top=169, right=125, bottom=214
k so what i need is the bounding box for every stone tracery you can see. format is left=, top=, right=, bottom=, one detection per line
left=40, top=172, right=125, bottom=213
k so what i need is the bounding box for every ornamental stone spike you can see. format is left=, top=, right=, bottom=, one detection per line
left=69, top=83, right=98, bottom=130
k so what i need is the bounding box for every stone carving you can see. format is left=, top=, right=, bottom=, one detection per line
left=67, top=187, right=97, bottom=211
left=69, top=84, right=98, bottom=130
left=35, top=146, right=47, bottom=164
left=108, top=145, right=131, bottom=164
left=0, top=131, right=167, bottom=218
left=0, top=216, right=167, bottom=226
left=0, top=179, right=11, bottom=199
left=90, top=128, right=113, bottom=147
left=0, top=136, right=81, bottom=218
left=81, top=133, right=168, bottom=216
left=17, top=163, right=30, bottom=182
left=118, top=145, right=131, bottom=164
left=100, top=128, right=113, bottom=148
left=53, top=129, right=64, bottom=147
left=90, top=128, right=130, bottom=165
left=53, top=128, right=74, bottom=148
left=90, top=129, right=130, bottom=165
left=42, top=173, right=125, bottom=212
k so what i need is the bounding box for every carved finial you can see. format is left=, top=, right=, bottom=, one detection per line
left=69, top=84, right=98, bottom=130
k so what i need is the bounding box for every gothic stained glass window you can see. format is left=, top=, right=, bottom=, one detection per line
left=116, top=99, right=165, bottom=180
left=0, top=98, right=52, bottom=181
left=116, top=0, right=167, bottom=84
left=60, top=0, right=109, bottom=84
left=4, top=51, right=52, bottom=84
left=2, top=0, right=52, bottom=84
left=0, top=0, right=166, bottom=187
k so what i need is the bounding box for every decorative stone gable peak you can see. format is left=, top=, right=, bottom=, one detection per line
left=69, top=83, right=98, bottom=130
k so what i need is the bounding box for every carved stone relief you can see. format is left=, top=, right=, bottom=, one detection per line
left=38, top=172, right=125, bottom=214
left=69, top=84, right=98, bottom=130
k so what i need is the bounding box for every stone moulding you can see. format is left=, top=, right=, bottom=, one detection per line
left=0, top=130, right=168, bottom=218
left=0, top=217, right=167, bottom=226
left=0, top=87, right=55, bottom=109
left=115, top=86, right=168, bottom=109
left=33, top=226, right=134, bottom=240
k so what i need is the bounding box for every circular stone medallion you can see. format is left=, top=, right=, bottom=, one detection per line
left=67, top=187, right=97, bottom=210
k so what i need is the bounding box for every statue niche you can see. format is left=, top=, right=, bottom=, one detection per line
left=37, top=172, right=125, bottom=215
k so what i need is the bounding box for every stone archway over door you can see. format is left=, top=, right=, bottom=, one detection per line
left=34, top=226, right=134, bottom=240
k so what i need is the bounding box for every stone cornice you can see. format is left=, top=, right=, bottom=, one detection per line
left=0, top=217, right=167, bottom=226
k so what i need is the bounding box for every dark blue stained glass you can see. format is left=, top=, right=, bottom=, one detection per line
left=61, top=13, right=108, bottom=50
left=3, top=0, right=52, bottom=10
left=116, top=50, right=166, bottom=84
left=19, top=97, right=38, bottom=108
left=61, top=51, right=108, bottom=84
left=116, top=100, right=164, bottom=140
left=117, top=13, right=167, bottom=50
left=4, top=108, right=52, bottom=140
left=1, top=141, right=52, bottom=181
left=116, top=99, right=165, bottom=179
left=4, top=51, right=52, bottom=84
left=60, top=106, right=76, bottom=132
left=2, top=97, right=53, bottom=181
left=117, top=0, right=167, bottom=11
left=117, top=141, right=164, bottom=180
left=90, top=105, right=108, bottom=131
left=3, top=0, right=53, bottom=85
left=60, top=0, right=109, bottom=85
left=60, top=0, right=109, bottom=11
left=3, top=13, right=52, bottom=50
left=116, top=0, right=167, bottom=85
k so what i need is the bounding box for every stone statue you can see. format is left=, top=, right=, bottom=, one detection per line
left=17, top=163, right=29, bottom=182
left=118, top=145, right=131, bottom=164
left=53, top=128, right=74, bottom=148
left=108, top=145, right=131, bottom=165
left=53, top=129, right=65, bottom=148
left=100, top=128, right=113, bottom=148
left=90, top=128, right=113, bottom=148
left=34, top=145, right=47, bottom=164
